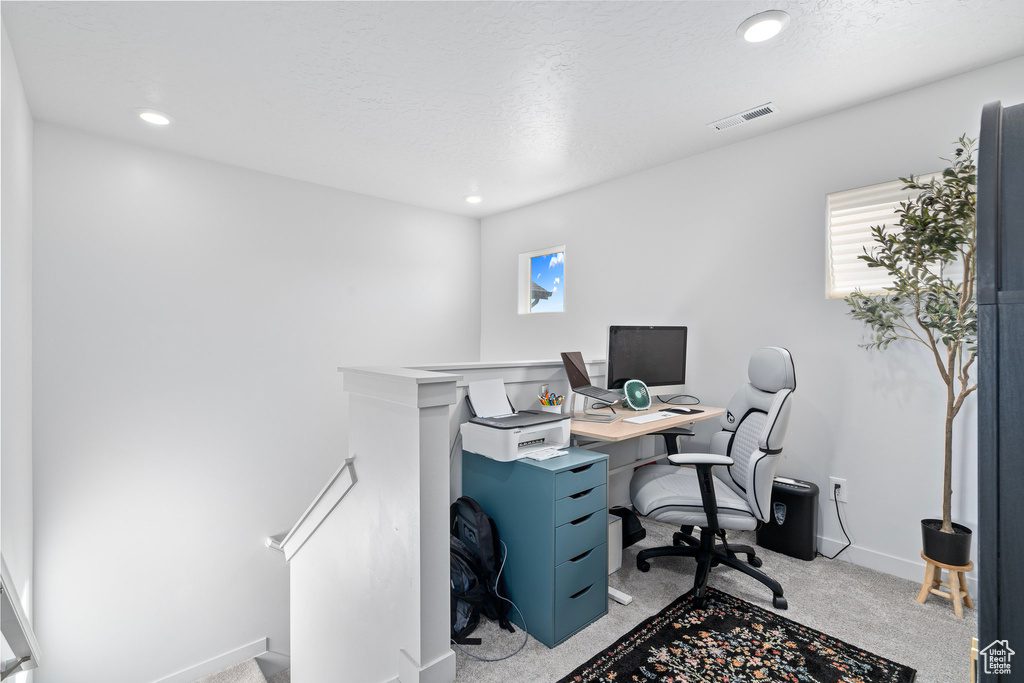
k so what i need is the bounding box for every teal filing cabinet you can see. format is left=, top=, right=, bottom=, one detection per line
left=462, top=448, right=608, bottom=648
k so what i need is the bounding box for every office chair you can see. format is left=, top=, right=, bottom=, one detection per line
left=629, top=347, right=796, bottom=609
left=654, top=426, right=694, bottom=455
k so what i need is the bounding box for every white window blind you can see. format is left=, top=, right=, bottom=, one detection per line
left=826, top=172, right=939, bottom=299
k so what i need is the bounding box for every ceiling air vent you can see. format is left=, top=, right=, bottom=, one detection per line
left=707, top=102, right=777, bottom=131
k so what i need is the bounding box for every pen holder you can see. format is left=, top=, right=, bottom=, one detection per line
left=540, top=404, right=563, bottom=414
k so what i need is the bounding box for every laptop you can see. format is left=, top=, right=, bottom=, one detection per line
left=560, top=351, right=623, bottom=404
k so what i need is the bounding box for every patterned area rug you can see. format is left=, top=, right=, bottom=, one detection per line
left=558, top=588, right=916, bottom=682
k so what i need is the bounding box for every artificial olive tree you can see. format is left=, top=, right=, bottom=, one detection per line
left=845, top=136, right=977, bottom=535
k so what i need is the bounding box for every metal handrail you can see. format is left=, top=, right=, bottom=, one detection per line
left=265, top=455, right=358, bottom=557
left=1, top=555, right=41, bottom=679
left=2, top=656, right=31, bottom=681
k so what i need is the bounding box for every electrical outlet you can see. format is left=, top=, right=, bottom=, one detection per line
left=539, top=384, right=549, bottom=397
left=829, top=477, right=849, bottom=503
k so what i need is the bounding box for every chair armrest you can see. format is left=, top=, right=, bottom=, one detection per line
left=667, top=453, right=734, bottom=466
left=665, top=454, right=732, bottom=533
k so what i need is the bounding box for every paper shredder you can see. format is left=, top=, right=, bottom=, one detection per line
left=755, top=477, right=819, bottom=561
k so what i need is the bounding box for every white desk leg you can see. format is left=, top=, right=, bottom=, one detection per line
left=608, top=586, right=633, bottom=605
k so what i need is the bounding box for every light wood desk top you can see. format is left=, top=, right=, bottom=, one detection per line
left=569, top=404, right=724, bottom=442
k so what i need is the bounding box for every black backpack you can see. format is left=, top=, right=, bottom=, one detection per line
left=450, top=535, right=486, bottom=644
left=450, top=496, right=514, bottom=644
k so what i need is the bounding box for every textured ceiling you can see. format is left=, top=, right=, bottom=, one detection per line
left=3, top=1, right=1024, bottom=217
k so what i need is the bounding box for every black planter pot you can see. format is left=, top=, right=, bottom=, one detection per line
left=921, top=519, right=973, bottom=566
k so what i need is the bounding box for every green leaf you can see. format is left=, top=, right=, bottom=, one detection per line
left=844, top=137, right=978, bottom=363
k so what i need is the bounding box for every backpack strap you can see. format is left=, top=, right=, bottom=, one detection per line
left=451, top=496, right=515, bottom=633
left=449, top=536, right=484, bottom=645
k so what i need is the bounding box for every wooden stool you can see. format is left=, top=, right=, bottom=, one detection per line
left=915, top=551, right=973, bottom=617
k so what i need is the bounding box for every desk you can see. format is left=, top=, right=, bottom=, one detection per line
left=570, top=404, right=724, bottom=476
left=568, top=403, right=724, bottom=605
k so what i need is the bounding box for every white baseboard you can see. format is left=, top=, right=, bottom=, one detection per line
left=817, top=535, right=978, bottom=599
left=152, top=637, right=291, bottom=683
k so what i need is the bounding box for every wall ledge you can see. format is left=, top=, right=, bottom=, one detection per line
left=340, top=366, right=460, bottom=408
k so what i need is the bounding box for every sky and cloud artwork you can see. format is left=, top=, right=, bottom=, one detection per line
left=530, top=250, right=564, bottom=312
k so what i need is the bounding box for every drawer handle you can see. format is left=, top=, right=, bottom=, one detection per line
left=568, top=549, right=593, bottom=563
left=569, top=585, right=593, bottom=600
left=570, top=513, right=594, bottom=526
left=570, top=464, right=593, bottom=474
left=569, top=487, right=594, bottom=500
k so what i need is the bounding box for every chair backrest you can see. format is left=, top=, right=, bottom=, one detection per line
left=709, top=347, right=796, bottom=522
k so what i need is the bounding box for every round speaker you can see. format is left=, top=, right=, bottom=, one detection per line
left=623, top=379, right=651, bottom=410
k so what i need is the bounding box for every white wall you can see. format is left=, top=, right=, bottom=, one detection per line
left=1, top=21, right=36, bottom=676
left=480, top=56, right=1024, bottom=590
left=31, top=124, right=480, bottom=683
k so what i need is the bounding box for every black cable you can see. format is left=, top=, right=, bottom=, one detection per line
left=657, top=394, right=700, bottom=406
left=817, top=483, right=852, bottom=560
left=449, top=430, right=463, bottom=466
left=451, top=541, right=528, bottom=661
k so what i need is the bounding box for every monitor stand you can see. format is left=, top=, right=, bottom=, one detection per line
left=570, top=394, right=619, bottom=423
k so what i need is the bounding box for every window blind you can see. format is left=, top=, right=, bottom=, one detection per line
left=826, top=172, right=939, bottom=298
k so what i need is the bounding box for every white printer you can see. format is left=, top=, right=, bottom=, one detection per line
left=460, top=412, right=571, bottom=462
left=459, top=378, right=571, bottom=461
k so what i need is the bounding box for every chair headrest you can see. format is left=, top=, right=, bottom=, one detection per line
left=748, top=347, right=796, bottom=393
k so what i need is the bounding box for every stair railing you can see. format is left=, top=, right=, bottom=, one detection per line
left=1, top=555, right=41, bottom=680
left=265, top=455, right=358, bottom=559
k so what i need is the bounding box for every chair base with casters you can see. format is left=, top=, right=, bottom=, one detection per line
left=634, top=460, right=787, bottom=610
left=630, top=347, right=796, bottom=611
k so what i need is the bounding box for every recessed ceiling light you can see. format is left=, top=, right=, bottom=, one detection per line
left=137, top=109, right=174, bottom=126
left=465, top=195, right=483, bottom=204
left=738, top=10, right=790, bottom=43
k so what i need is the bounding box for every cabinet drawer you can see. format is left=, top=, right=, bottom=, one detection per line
left=554, top=511, right=607, bottom=565
left=555, top=543, right=607, bottom=598
left=554, top=575, right=607, bottom=641
left=554, top=461, right=606, bottom=499
left=554, top=484, right=606, bottom=527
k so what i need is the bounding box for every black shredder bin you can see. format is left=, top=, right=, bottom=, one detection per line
left=755, top=477, right=819, bottom=561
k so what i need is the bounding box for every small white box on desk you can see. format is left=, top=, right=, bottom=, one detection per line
left=460, top=417, right=570, bottom=462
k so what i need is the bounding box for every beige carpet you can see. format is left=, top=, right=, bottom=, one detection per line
left=193, top=658, right=290, bottom=683
left=194, top=659, right=266, bottom=683
left=455, top=520, right=975, bottom=683
left=266, top=669, right=290, bottom=683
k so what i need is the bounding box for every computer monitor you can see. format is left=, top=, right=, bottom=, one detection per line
left=605, top=325, right=687, bottom=390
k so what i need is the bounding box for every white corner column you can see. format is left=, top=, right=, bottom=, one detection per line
left=346, top=367, right=459, bottom=683
left=288, top=367, right=458, bottom=683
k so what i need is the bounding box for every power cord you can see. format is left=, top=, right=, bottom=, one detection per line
left=817, top=482, right=852, bottom=560
left=657, top=394, right=701, bottom=406
left=452, top=541, right=529, bottom=661
left=449, top=430, right=463, bottom=467
left=593, top=393, right=700, bottom=410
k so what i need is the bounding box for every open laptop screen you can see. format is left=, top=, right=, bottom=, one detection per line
left=560, top=351, right=593, bottom=389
